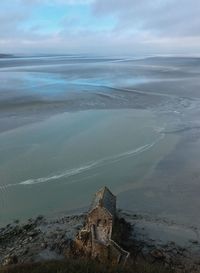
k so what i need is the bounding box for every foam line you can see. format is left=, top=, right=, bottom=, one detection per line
left=19, top=161, right=98, bottom=185
left=0, top=135, right=164, bottom=188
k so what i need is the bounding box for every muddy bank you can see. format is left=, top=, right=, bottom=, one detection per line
left=1, top=211, right=200, bottom=272
left=0, top=214, right=85, bottom=265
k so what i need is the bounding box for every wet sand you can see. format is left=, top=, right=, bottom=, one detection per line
left=119, top=128, right=200, bottom=227
left=1, top=56, right=200, bottom=247
left=0, top=108, right=176, bottom=225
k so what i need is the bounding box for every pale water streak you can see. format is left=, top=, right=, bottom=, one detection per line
left=0, top=135, right=164, bottom=190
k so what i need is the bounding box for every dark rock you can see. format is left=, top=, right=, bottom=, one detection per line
left=150, top=248, right=165, bottom=260
left=22, top=248, right=29, bottom=255
left=27, top=231, right=39, bottom=237
left=22, top=224, right=33, bottom=231
left=41, top=242, right=47, bottom=249
left=3, top=255, right=18, bottom=266
left=190, top=240, right=198, bottom=245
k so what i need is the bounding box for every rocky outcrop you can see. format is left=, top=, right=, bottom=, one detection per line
left=1, top=212, right=200, bottom=272
left=0, top=214, right=84, bottom=266
left=1, top=207, right=200, bottom=272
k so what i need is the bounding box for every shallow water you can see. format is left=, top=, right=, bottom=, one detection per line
left=1, top=56, right=200, bottom=228
left=0, top=108, right=178, bottom=224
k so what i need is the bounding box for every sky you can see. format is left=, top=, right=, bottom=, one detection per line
left=1, top=0, right=200, bottom=56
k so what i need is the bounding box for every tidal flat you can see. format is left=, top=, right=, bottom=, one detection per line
left=1, top=55, right=200, bottom=242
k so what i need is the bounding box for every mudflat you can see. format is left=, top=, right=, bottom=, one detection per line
left=1, top=56, right=200, bottom=249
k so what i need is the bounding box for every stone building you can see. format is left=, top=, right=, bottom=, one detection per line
left=75, top=186, right=129, bottom=265
left=87, top=186, right=116, bottom=244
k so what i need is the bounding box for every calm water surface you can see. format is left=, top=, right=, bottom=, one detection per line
left=1, top=56, right=200, bottom=227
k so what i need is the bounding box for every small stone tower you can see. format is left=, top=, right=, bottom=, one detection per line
left=87, top=186, right=116, bottom=244
left=75, top=187, right=129, bottom=265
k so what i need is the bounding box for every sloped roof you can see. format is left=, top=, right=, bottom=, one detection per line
left=89, top=186, right=116, bottom=216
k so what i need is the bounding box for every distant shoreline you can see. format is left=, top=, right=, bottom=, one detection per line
left=0, top=54, right=15, bottom=59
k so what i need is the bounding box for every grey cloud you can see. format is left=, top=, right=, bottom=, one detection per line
left=19, top=0, right=93, bottom=5
left=0, top=12, right=29, bottom=39
left=92, top=0, right=200, bottom=37
left=0, top=0, right=200, bottom=55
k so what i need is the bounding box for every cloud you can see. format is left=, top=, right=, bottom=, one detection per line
left=0, top=0, right=200, bottom=55
left=92, top=0, right=200, bottom=37
left=19, top=0, right=94, bottom=5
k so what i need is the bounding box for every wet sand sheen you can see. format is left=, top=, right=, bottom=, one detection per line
left=0, top=109, right=178, bottom=225
left=1, top=55, right=200, bottom=232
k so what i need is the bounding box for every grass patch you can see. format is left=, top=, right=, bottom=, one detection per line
left=0, top=258, right=174, bottom=273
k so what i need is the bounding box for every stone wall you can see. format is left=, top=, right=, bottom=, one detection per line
left=87, top=207, right=113, bottom=243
